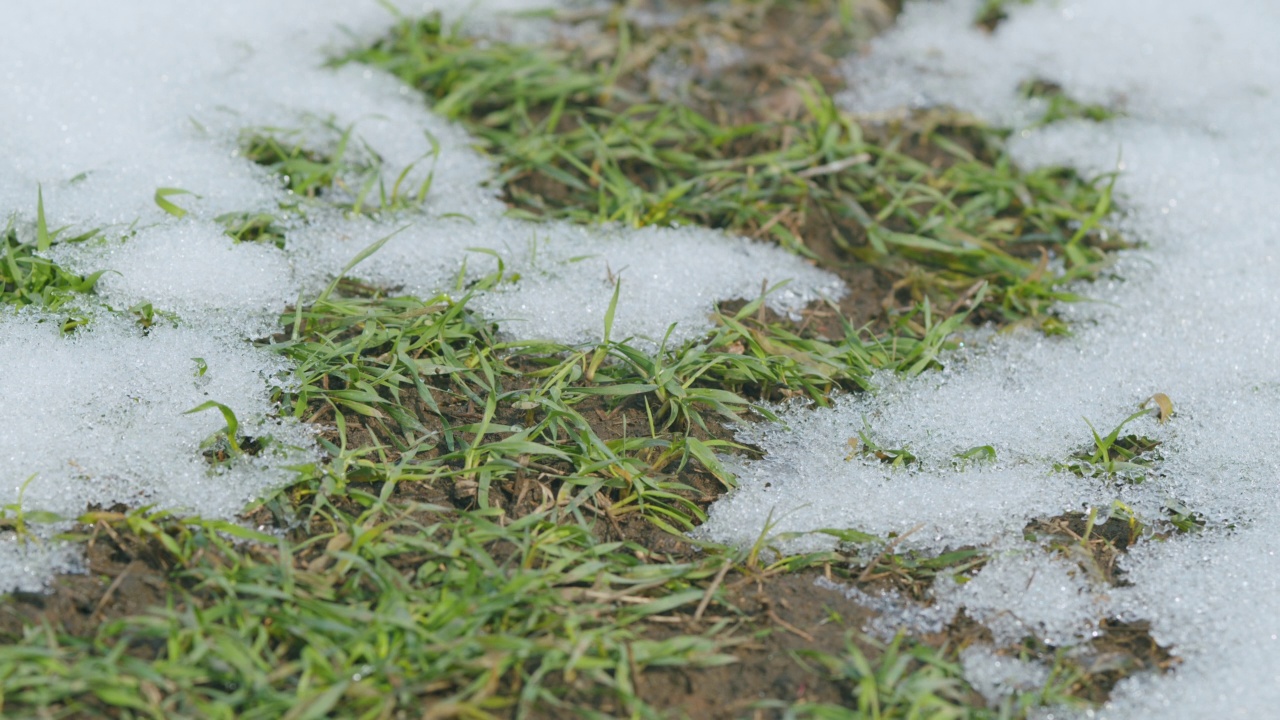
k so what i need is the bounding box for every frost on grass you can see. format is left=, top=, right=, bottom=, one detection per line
left=701, top=0, right=1280, bottom=716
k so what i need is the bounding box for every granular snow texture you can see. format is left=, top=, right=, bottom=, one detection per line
left=700, top=1, right=1280, bottom=716
left=0, top=0, right=841, bottom=591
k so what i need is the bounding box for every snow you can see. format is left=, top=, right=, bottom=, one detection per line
left=47, top=221, right=299, bottom=336
left=0, top=310, right=313, bottom=590
left=699, top=0, right=1280, bottom=716
left=291, top=213, right=840, bottom=348
left=0, top=0, right=840, bottom=593
left=959, top=644, right=1052, bottom=705
left=5, top=0, right=1280, bottom=714
left=1107, top=526, right=1280, bottom=716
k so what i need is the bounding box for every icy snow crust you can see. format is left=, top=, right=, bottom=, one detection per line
left=0, top=1, right=840, bottom=589
left=700, top=0, right=1280, bottom=716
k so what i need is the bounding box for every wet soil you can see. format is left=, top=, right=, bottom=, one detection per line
left=574, top=572, right=883, bottom=719
left=0, top=522, right=170, bottom=641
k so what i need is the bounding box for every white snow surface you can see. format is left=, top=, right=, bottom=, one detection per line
left=3, top=0, right=840, bottom=346
left=0, top=0, right=841, bottom=591
left=700, top=1, right=1280, bottom=716
left=0, top=310, right=314, bottom=590
left=290, top=214, right=840, bottom=348
left=959, top=644, right=1052, bottom=705
left=48, top=221, right=300, bottom=337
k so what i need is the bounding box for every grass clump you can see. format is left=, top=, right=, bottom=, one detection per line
left=975, top=0, right=1035, bottom=31
left=0, top=333, right=1148, bottom=719
left=1, top=192, right=104, bottom=317
left=217, top=120, right=441, bottom=247
left=0, top=503, right=732, bottom=718
left=1056, top=411, right=1163, bottom=485
left=1020, top=80, right=1122, bottom=126
left=275, top=288, right=802, bottom=530
left=267, top=268, right=986, bottom=534
left=0, top=279, right=1065, bottom=717
left=342, top=4, right=1123, bottom=330
left=785, top=633, right=979, bottom=719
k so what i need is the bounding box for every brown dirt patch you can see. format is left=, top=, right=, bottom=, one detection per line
left=1025, top=511, right=1143, bottom=587
left=640, top=572, right=878, bottom=718
left=535, top=570, right=902, bottom=720
left=0, top=509, right=170, bottom=642
left=600, top=0, right=899, bottom=124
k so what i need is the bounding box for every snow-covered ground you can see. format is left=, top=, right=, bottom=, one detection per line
left=3, top=0, right=1279, bottom=715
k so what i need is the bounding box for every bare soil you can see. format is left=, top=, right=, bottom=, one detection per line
left=574, top=572, right=884, bottom=719
left=0, top=517, right=170, bottom=641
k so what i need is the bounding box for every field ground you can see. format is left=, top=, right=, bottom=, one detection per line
left=0, top=1, right=1178, bottom=717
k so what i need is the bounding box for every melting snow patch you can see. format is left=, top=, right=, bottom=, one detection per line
left=1, top=0, right=844, bottom=591
left=959, top=644, right=1051, bottom=705
left=934, top=547, right=1106, bottom=648
left=291, top=215, right=840, bottom=348
left=47, top=221, right=299, bottom=337
left=700, top=0, right=1280, bottom=715
left=814, top=576, right=952, bottom=640
left=471, top=223, right=842, bottom=347
left=0, top=311, right=312, bottom=523
left=815, top=547, right=1108, bottom=673
left=1103, top=526, right=1280, bottom=717
left=0, top=540, right=85, bottom=596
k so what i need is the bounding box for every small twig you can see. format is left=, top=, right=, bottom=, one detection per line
left=581, top=577, right=672, bottom=604
left=526, top=460, right=566, bottom=476
left=512, top=473, right=531, bottom=512
left=96, top=518, right=126, bottom=554
left=589, top=492, right=625, bottom=540
left=857, top=522, right=926, bottom=583
left=305, top=403, right=332, bottom=425
left=768, top=608, right=814, bottom=642
left=646, top=615, right=692, bottom=624
left=694, top=559, right=733, bottom=621
left=93, top=560, right=141, bottom=619
left=751, top=208, right=790, bottom=239
left=946, top=280, right=986, bottom=316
